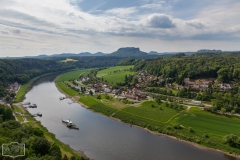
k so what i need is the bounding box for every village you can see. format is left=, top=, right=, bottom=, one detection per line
left=0, top=81, right=20, bottom=106
left=66, top=70, right=233, bottom=107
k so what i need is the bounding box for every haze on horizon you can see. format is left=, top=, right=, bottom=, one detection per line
left=0, top=0, right=240, bottom=57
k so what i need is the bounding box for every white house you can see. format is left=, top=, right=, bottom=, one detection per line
left=104, top=87, right=112, bottom=93
left=219, top=83, right=232, bottom=90
left=9, top=82, right=19, bottom=92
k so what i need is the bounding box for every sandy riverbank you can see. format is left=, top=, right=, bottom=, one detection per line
left=55, top=83, right=240, bottom=159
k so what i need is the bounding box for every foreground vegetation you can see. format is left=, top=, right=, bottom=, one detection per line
left=0, top=104, right=84, bottom=160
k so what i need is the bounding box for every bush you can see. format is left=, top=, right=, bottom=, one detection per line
left=188, top=127, right=194, bottom=133
left=173, top=124, right=182, bottom=129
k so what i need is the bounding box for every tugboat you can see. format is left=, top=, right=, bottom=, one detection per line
left=66, top=123, right=79, bottom=130
left=62, top=119, right=72, bottom=124
left=37, top=112, right=42, bottom=117
left=61, top=119, right=79, bottom=130
left=29, top=104, right=37, bottom=108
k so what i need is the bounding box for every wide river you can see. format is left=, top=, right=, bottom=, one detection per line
left=24, top=80, right=239, bottom=160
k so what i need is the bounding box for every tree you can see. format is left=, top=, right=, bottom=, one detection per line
left=3, top=107, right=14, bottom=121
left=5, top=95, right=11, bottom=103
left=221, top=107, right=226, bottom=114
left=225, top=134, right=240, bottom=147
left=155, top=96, right=162, bottom=104
left=62, top=155, right=68, bottom=160
left=89, top=90, right=93, bottom=96
left=32, top=137, right=51, bottom=156
left=10, top=92, right=16, bottom=98
left=97, top=94, right=101, bottom=99
left=49, top=143, right=61, bottom=160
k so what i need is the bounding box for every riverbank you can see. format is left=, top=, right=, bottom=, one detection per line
left=55, top=81, right=240, bottom=159
left=12, top=73, right=89, bottom=160
left=14, top=71, right=67, bottom=102
left=14, top=101, right=89, bottom=160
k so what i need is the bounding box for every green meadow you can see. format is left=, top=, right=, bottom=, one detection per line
left=171, top=107, right=240, bottom=137
left=97, top=65, right=135, bottom=85
left=79, top=96, right=99, bottom=107
left=55, top=69, right=90, bottom=82
left=14, top=83, right=31, bottom=102
left=56, top=82, right=79, bottom=96
left=102, top=71, right=134, bottom=85
left=123, top=101, right=178, bottom=122
left=55, top=69, right=90, bottom=96
left=97, top=65, right=134, bottom=76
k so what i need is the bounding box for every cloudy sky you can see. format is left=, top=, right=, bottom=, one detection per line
left=0, top=0, right=240, bottom=57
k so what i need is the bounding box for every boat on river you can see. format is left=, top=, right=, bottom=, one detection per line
left=62, top=119, right=72, bottom=124
left=59, top=97, right=66, bottom=100
left=61, top=119, right=79, bottom=130
left=29, top=104, right=37, bottom=108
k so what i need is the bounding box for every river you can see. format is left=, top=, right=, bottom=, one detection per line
left=24, top=80, right=239, bottom=160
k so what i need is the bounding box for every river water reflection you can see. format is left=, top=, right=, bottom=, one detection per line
left=24, top=81, right=239, bottom=160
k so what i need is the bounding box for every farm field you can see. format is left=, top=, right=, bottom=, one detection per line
left=97, top=65, right=134, bottom=77
left=55, top=69, right=90, bottom=82
left=171, top=107, right=240, bottom=137
left=123, top=101, right=178, bottom=122
left=102, top=71, right=134, bottom=85
left=97, top=65, right=135, bottom=85
left=61, top=58, right=77, bottom=62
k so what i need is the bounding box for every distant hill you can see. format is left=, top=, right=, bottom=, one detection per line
left=19, top=52, right=107, bottom=58
left=148, top=51, right=159, bottom=55
left=94, top=52, right=105, bottom=56
left=78, top=52, right=92, bottom=56
left=110, top=47, right=148, bottom=57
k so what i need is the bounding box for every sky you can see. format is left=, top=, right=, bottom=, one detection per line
left=0, top=0, right=240, bottom=57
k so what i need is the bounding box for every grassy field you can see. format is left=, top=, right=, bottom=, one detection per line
left=61, top=58, right=78, bottom=63
left=14, top=80, right=34, bottom=102
left=123, top=101, right=178, bottom=122
left=55, top=69, right=90, bottom=82
left=56, top=82, right=79, bottom=96
left=171, top=107, right=240, bottom=137
left=97, top=65, right=134, bottom=76
left=55, top=69, right=91, bottom=96
left=79, top=96, right=100, bottom=107
left=102, top=71, right=134, bottom=85
left=97, top=66, right=135, bottom=85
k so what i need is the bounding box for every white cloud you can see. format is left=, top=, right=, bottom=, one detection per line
left=140, top=1, right=165, bottom=9
left=105, top=7, right=137, bottom=17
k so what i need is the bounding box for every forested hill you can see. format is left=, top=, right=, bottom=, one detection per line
left=0, top=59, right=75, bottom=96
left=134, top=52, right=240, bottom=84
left=0, top=56, right=123, bottom=97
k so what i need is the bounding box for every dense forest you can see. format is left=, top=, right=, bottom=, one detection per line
left=0, top=56, right=123, bottom=97
left=134, top=52, right=240, bottom=83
